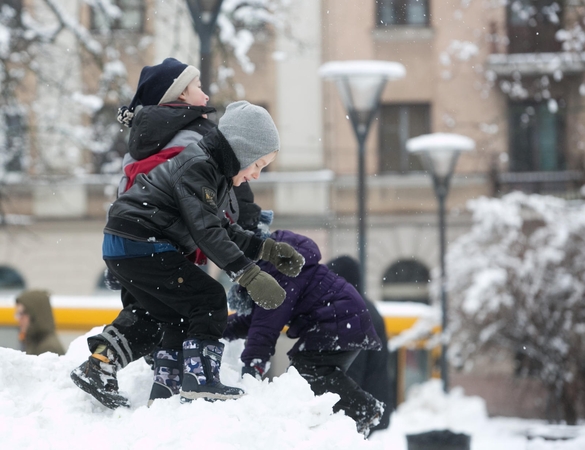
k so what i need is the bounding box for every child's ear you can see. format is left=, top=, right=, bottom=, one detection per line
left=178, top=87, right=188, bottom=101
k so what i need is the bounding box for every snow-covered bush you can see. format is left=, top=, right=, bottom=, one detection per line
left=447, top=191, right=585, bottom=424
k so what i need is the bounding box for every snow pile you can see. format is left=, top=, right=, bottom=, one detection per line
left=0, top=328, right=378, bottom=450
left=372, top=379, right=585, bottom=450
left=392, top=380, right=489, bottom=436
left=2, top=327, right=585, bottom=449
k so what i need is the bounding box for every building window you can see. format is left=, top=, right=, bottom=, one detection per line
left=379, top=103, right=430, bottom=173
left=376, top=0, right=430, bottom=27
left=382, top=259, right=429, bottom=303
left=92, top=0, right=145, bottom=33
left=1, top=111, right=27, bottom=173
left=508, top=101, right=566, bottom=172
left=507, top=0, right=562, bottom=53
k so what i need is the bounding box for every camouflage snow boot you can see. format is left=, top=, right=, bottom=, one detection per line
left=70, top=347, right=130, bottom=409
left=148, top=349, right=183, bottom=407
left=180, top=339, right=244, bottom=403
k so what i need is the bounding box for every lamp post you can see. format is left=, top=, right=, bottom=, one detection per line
left=186, top=0, right=224, bottom=96
left=406, top=133, right=475, bottom=393
left=319, top=60, right=405, bottom=292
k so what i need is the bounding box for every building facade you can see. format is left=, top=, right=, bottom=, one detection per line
left=1, top=0, right=583, bottom=418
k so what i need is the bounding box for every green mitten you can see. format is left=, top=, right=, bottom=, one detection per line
left=237, top=264, right=286, bottom=310
left=261, top=238, right=305, bottom=277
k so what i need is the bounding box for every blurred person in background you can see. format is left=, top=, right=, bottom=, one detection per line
left=15, top=289, right=65, bottom=356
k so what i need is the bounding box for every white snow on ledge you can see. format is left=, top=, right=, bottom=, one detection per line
left=0, top=295, right=122, bottom=309
left=375, top=301, right=437, bottom=318
left=255, top=169, right=335, bottom=183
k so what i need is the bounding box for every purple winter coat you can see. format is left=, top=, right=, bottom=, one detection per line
left=224, top=229, right=382, bottom=366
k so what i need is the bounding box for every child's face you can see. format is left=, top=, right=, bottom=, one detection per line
left=14, top=303, right=29, bottom=336
left=232, top=151, right=277, bottom=187
left=179, top=77, right=209, bottom=106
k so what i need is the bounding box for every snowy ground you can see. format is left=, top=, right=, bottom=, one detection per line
left=1, top=327, right=584, bottom=449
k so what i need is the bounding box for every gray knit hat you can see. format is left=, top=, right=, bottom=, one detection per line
left=218, top=101, right=280, bottom=168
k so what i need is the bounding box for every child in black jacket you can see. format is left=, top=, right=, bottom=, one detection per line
left=71, top=58, right=304, bottom=407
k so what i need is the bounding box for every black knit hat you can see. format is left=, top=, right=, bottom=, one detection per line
left=117, top=58, right=200, bottom=127
left=326, top=255, right=363, bottom=295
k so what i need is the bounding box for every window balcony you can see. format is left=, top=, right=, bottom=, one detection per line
left=486, top=52, right=585, bottom=77
left=492, top=169, right=584, bottom=200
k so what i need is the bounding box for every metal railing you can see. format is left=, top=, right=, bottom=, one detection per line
left=492, top=170, right=585, bottom=200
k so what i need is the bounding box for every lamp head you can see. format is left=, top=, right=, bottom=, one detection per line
left=407, top=132, right=475, bottom=185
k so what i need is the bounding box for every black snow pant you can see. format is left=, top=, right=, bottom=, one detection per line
left=87, top=285, right=163, bottom=368
left=290, top=350, right=384, bottom=432
left=105, top=251, right=228, bottom=351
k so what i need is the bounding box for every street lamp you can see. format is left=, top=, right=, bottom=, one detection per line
left=406, top=132, right=475, bottom=393
left=186, top=0, right=224, bottom=96
left=319, top=60, right=405, bottom=292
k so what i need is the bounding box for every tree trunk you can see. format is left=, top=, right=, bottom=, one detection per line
left=561, top=382, right=578, bottom=425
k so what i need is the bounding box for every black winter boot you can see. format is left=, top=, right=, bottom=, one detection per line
left=70, top=348, right=130, bottom=409
left=297, top=365, right=384, bottom=436
left=180, top=339, right=244, bottom=403
left=148, top=349, right=183, bottom=407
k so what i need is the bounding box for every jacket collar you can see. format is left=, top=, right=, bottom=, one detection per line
left=129, top=103, right=216, bottom=161
left=199, top=127, right=241, bottom=179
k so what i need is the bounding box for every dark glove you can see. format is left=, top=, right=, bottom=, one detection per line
left=237, top=264, right=285, bottom=310
left=260, top=238, right=305, bottom=277
left=104, top=268, right=122, bottom=291
left=241, top=360, right=267, bottom=380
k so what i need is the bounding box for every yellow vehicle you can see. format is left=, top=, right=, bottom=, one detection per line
left=377, top=301, right=442, bottom=405
left=0, top=294, right=440, bottom=406
left=0, top=294, right=122, bottom=351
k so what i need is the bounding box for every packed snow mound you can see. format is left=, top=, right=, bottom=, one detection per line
left=393, top=379, right=489, bottom=436
left=0, top=328, right=378, bottom=450
left=4, top=328, right=585, bottom=450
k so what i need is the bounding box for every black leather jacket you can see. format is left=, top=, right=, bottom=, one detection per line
left=105, top=126, right=263, bottom=275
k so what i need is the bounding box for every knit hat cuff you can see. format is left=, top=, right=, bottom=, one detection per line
left=159, top=65, right=201, bottom=105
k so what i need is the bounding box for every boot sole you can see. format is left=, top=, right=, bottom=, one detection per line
left=147, top=383, right=175, bottom=407
left=70, top=369, right=130, bottom=409
left=179, top=389, right=244, bottom=402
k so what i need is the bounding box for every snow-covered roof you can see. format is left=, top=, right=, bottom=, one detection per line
left=318, top=60, right=406, bottom=80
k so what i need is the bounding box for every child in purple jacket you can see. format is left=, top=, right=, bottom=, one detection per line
left=224, top=224, right=384, bottom=435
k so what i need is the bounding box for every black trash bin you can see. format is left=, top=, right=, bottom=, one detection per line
left=406, top=429, right=471, bottom=450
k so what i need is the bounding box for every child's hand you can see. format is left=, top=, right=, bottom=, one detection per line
left=260, top=238, right=305, bottom=277
left=241, top=360, right=267, bottom=380
left=103, top=268, right=122, bottom=291
left=236, top=264, right=285, bottom=309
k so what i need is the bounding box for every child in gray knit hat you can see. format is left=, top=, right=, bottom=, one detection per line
left=218, top=100, right=280, bottom=170
left=73, top=56, right=216, bottom=410
left=84, top=97, right=305, bottom=407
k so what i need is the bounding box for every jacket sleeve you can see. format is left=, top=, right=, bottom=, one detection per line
left=223, top=313, right=252, bottom=341
left=174, top=161, right=251, bottom=274
left=225, top=222, right=264, bottom=260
